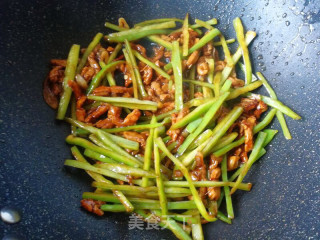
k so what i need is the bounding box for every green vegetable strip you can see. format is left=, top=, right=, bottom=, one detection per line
left=87, top=96, right=157, bottom=111
left=70, top=97, right=77, bottom=135
left=183, top=79, right=215, bottom=90
left=213, top=38, right=236, bottom=46
left=220, top=79, right=232, bottom=93
left=102, top=123, right=161, bottom=133
left=238, top=62, right=258, bottom=81
left=227, top=81, right=262, bottom=100
left=229, top=149, right=266, bottom=182
left=160, top=141, right=177, bottom=160
left=230, top=132, right=267, bottom=194
left=257, top=72, right=293, bottom=139
left=86, top=60, right=125, bottom=94
left=213, top=109, right=277, bottom=156
left=65, top=159, right=138, bottom=183
left=260, top=95, right=301, bottom=120
left=217, top=211, right=232, bottom=224
left=92, top=182, right=190, bottom=194
left=164, top=181, right=251, bottom=191
left=97, top=131, right=142, bottom=166
left=152, top=210, right=192, bottom=240
left=76, top=33, right=103, bottom=73
left=84, top=149, right=116, bottom=163
left=188, top=28, right=221, bottom=54
left=133, top=50, right=171, bottom=80
left=57, top=44, right=80, bottom=120
left=147, top=35, right=173, bottom=49
left=185, top=118, right=203, bottom=134
left=221, top=155, right=234, bottom=219
left=104, top=22, right=126, bottom=31
left=221, top=31, right=256, bottom=84
left=65, top=118, right=142, bottom=166
left=97, top=163, right=156, bottom=178
left=104, top=132, right=139, bottom=150
left=213, top=71, right=221, bottom=97
left=191, top=214, right=204, bottom=240
left=100, top=201, right=196, bottom=211
left=191, top=18, right=218, bottom=28
left=141, top=116, right=156, bottom=187
left=71, top=147, right=134, bottom=212
left=188, top=129, right=212, bottom=149
left=203, top=59, right=214, bottom=98
left=83, top=192, right=158, bottom=204
left=233, top=17, right=252, bottom=84
left=195, top=19, right=213, bottom=30
left=104, top=43, right=123, bottom=86
left=220, top=34, right=234, bottom=67
left=106, top=21, right=176, bottom=42
left=155, top=138, right=216, bottom=222
left=154, top=123, right=168, bottom=215
left=189, top=65, right=196, bottom=100
left=182, top=14, right=189, bottom=56
left=171, top=98, right=216, bottom=129
left=65, top=135, right=140, bottom=167
left=124, top=40, right=147, bottom=97
left=134, top=18, right=183, bottom=27
left=172, top=41, right=183, bottom=111
left=202, top=106, right=243, bottom=156
left=123, top=49, right=139, bottom=98
left=211, top=132, right=239, bottom=152
left=178, top=92, right=230, bottom=155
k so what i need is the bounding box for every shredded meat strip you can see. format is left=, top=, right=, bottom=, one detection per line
left=107, top=106, right=141, bottom=127
left=207, top=155, right=222, bottom=201
left=92, top=86, right=133, bottom=97
left=81, top=199, right=105, bottom=216
left=122, top=131, right=147, bottom=148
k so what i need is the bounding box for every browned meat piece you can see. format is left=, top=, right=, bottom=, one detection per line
left=140, top=63, right=153, bottom=85
left=131, top=43, right=147, bottom=57
left=68, top=80, right=83, bottom=100
left=81, top=66, right=96, bottom=81
left=239, top=98, right=259, bottom=113
left=49, top=66, right=64, bottom=83
left=50, top=59, right=67, bottom=66
left=152, top=46, right=164, bottom=61
left=207, top=154, right=223, bottom=201
left=189, top=153, right=207, bottom=200
left=228, top=77, right=245, bottom=88
left=95, top=118, right=114, bottom=129
left=241, top=116, right=257, bottom=152
left=254, top=100, right=268, bottom=119
left=80, top=199, right=105, bottom=216
left=92, top=86, right=133, bottom=97
left=108, top=107, right=141, bottom=127
left=85, top=104, right=110, bottom=123
left=122, top=131, right=147, bottom=148
left=43, top=77, right=59, bottom=109
left=197, top=56, right=209, bottom=76
left=186, top=50, right=200, bottom=69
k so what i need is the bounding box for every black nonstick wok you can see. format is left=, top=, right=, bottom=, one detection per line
left=0, top=0, right=319, bottom=239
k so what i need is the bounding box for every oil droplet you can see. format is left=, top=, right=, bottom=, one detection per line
left=276, top=72, right=281, bottom=76
left=290, top=72, right=295, bottom=76
left=2, top=234, right=21, bottom=240
left=257, top=55, right=263, bottom=60
left=265, top=2, right=269, bottom=6
left=241, top=8, right=245, bottom=12
left=258, top=62, right=265, bottom=66
left=261, top=66, right=266, bottom=71
left=250, top=17, right=254, bottom=21
left=282, top=13, right=287, bottom=18
left=285, top=62, right=288, bottom=65
left=240, top=14, right=244, bottom=17
left=300, top=86, right=305, bottom=89
left=285, top=21, right=290, bottom=26
left=258, top=16, right=261, bottom=20
left=271, top=61, right=274, bottom=65
left=0, top=207, right=21, bottom=224
left=317, top=51, right=320, bottom=55
left=297, top=52, right=302, bottom=56
left=273, top=55, right=278, bottom=59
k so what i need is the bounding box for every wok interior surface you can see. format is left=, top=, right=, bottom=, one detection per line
left=0, top=0, right=319, bottom=239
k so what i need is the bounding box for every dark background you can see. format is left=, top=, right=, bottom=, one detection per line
left=0, top=0, right=319, bottom=239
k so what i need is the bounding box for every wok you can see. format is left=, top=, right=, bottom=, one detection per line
left=0, top=0, right=319, bottom=239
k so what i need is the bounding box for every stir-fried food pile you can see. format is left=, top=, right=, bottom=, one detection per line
left=43, top=15, right=301, bottom=240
